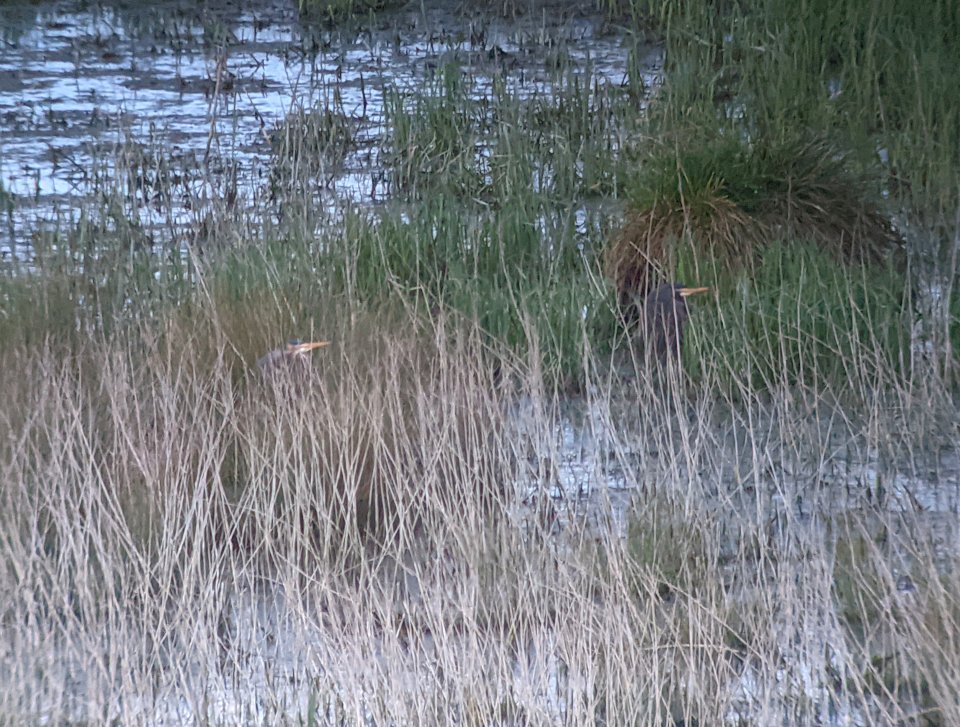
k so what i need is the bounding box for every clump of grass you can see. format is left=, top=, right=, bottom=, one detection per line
left=268, top=102, right=355, bottom=199
left=297, top=0, right=400, bottom=25
left=383, top=69, right=489, bottom=200
left=604, top=130, right=902, bottom=316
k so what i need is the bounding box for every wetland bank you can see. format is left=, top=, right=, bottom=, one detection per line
left=1, top=0, right=959, bottom=724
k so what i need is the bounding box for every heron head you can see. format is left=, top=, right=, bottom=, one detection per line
left=644, top=283, right=710, bottom=309
left=285, top=338, right=331, bottom=355
left=674, top=284, right=710, bottom=299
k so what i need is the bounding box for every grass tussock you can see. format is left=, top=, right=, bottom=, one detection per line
left=636, top=0, right=960, bottom=222
left=604, top=131, right=902, bottom=312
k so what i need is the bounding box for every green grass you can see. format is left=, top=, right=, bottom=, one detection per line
left=325, top=198, right=619, bottom=388
left=605, top=128, right=901, bottom=306
left=682, top=242, right=911, bottom=392
left=384, top=67, right=488, bottom=199
left=297, top=0, right=402, bottom=25
left=634, top=0, right=960, bottom=222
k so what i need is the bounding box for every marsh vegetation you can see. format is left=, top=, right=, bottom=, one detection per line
left=0, top=0, right=958, bottom=724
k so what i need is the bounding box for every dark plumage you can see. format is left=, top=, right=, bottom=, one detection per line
left=256, top=338, right=330, bottom=378
left=640, top=284, right=709, bottom=361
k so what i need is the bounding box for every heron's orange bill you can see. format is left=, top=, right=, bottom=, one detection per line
left=292, top=341, right=331, bottom=353
left=678, top=286, right=710, bottom=298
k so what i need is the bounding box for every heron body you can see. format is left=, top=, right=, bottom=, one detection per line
left=257, top=339, right=330, bottom=378
left=640, top=284, right=709, bottom=361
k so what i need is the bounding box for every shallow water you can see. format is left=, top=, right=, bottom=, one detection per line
left=0, top=0, right=646, bottom=260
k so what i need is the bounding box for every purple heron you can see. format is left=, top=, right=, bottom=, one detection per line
left=641, top=284, right=710, bottom=361
left=256, top=338, right=330, bottom=378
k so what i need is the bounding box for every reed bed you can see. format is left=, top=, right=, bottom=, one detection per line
left=1, top=294, right=958, bottom=724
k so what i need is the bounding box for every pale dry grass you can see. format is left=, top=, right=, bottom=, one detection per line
left=0, top=304, right=958, bottom=726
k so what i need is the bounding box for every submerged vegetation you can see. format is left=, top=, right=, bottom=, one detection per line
left=1, top=0, right=959, bottom=723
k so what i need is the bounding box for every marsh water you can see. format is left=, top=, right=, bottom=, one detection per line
left=2, top=0, right=959, bottom=724
left=0, top=0, right=645, bottom=259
